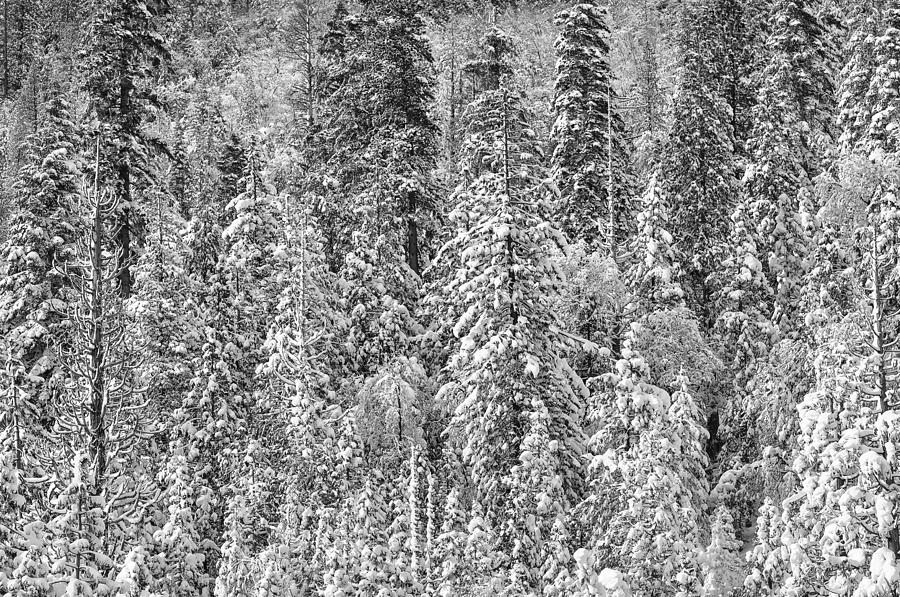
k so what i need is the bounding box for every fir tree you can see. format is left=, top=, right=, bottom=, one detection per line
left=435, top=69, right=586, bottom=523
left=661, top=2, right=738, bottom=315
left=80, top=0, right=169, bottom=298
left=550, top=0, right=634, bottom=250
left=0, top=93, right=80, bottom=468
left=628, top=171, right=685, bottom=311
left=699, top=505, right=745, bottom=596
left=840, top=1, right=900, bottom=156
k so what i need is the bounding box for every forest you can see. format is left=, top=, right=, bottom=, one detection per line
left=0, top=0, right=897, bottom=594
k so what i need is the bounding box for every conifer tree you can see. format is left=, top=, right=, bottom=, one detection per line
left=80, top=0, right=169, bottom=298
left=45, top=156, right=156, bottom=595
left=743, top=0, right=833, bottom=337
left=0, top=93, right=80, bottom=468
left=699, top=505, right=745, bottom=596
left=628, top=171, right=685, bottom=311
left=151, top=446, right=212, bottom=596
left=435, top=61, right=586, bottom=524
left=316, top=0, right=438, bottom=277
left=840, top=2, right=900, bottom=155
left=744, top=498, right=791, bottom=594
left=499, top=397, right=568, bottom=596
left=661, top=2, right=737, bottom=313
left=582, top=335, right=708, bottom=597
left=430, top=486, right=469, bottom=596
left=550, top=0, right=634, bottom=249
left=712, top=201, right=774, bottom=387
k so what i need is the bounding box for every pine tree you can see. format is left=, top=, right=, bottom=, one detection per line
left=151, top=446, right=212, bottom=596
left=80, top=0, right=169, bottom=298
left=712, top=200, right=774, bottom=390
left=744, top=498, right=791, bottom=594
left=499, top=398, right=568, bottom=595
left=706, top=0, right=766, bottom=149
left=315, top=0, right=438, bottom=277
left=44, top=147, right=157, bottom=593
left=0, top=429, right=25, bottom=591
left=0, top=93, right=80, bottom=470
left=430, top=486, right=468, bottom=596
left=699, top=505, right=744, bottom=596
left=628, top=171, right=685, bottom=311
left=743, top=0, right=833, bottom=337
left=550, top=0, right=634, bottom=249
left=661, top=2, right=738, bottom=314
left=840, top=1, right=900, bottom=156
left=435, top=61, right=587, bottom=524
left=866, top=3, right=900, bottom=155
left=582, top=336, right=708, bottom=597
left=837, top=0, right=883, bottom=154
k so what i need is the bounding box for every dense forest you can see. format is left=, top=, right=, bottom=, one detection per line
left=0, top=0, right=897, bottom=594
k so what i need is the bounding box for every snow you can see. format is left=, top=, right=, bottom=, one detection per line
left=847, top=548, right=866, bottom=568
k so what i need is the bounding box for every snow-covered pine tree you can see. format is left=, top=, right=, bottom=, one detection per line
left=259, top=192, right=343, bottom=413
left=743, top=0, right=834, bottom=338
left=0, top=92, right=80, bottom=473
left=312, top=0, right=438, bottom=376
left=430, top=486, right=468, bottom=596
left=840, top=1, right=900, bottom=156
left=435, top=62, right=587, bottom=526
left=80, top=0, right=169, bottom=297
left=705, top=0, right=767, bottom=150
left=661, top=1, right=737, bottom=315
left=550, top=0, right=634, bottom=250
left=418, top=25, right=519, bottom=382
left=712, top=200, right=774, bottom=391
left=627, top=170, right=685, bottom=311
left=498, top=397, right=568, bottom=596
left=0, top=429, right=25, bottom=590
left=744, top=496, right=796, bottom=595
left=46, top=154, right=157, bottom=595
left=866, top=3, right=900, bottom=155
left=315, top=0, right=438, bottom=276
left=347, top=468, right=394, bottom=594
left=340, top=232, right=419, bottom=377
left=581, top=333, right=708, bottom=597
left=837, top=0, right=884, bottom=155
left=151, top=444, right=213, bottom=596
left=699, top=504, right=745, bottom=596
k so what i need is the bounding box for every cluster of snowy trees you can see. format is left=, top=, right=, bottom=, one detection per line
left=0, top=0, right=899, bottom=595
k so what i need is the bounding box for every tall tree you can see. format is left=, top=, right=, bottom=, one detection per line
left=80, top=0, right=169, bottom=298
left=0, top=92, right=80, bottom=470
left=839, top=1, right=900, bottom=155
left=315, top=0, right=438, bottom=277
left=744, top=0, right=835, bottom=336
left=550, top=0, right=633, bottom=251
left=661, top=1, right=738, bottom=315
left=434, top=45, right=587, bottom=543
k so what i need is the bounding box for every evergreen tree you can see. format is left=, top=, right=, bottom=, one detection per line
left=582, top=337, right=708, bottom=597
left=315, top=0, right=438, bottom=277
left=743, top=0, right=834, bottom=337
left=661, top=2, right=738, bottom=314
left=0, top=93, right=80, bottom=468
left=430, top=486, right=468, bottom=596
left=628, top=171, right=685, bottom=311
left=699, top=505, right=745, bottom=596
left=499, top=398, right=568, bottom=596
left=151, top=446, right=212, bottom=596
left=550, top=0, right=634, bottom=250
left=80, top=0, right=169, bottom=297
left=435, top=66, right=586, bottom=525
left=744, top=498, right=791, bottom=594
left=840, top=1, right=900, bottom=155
